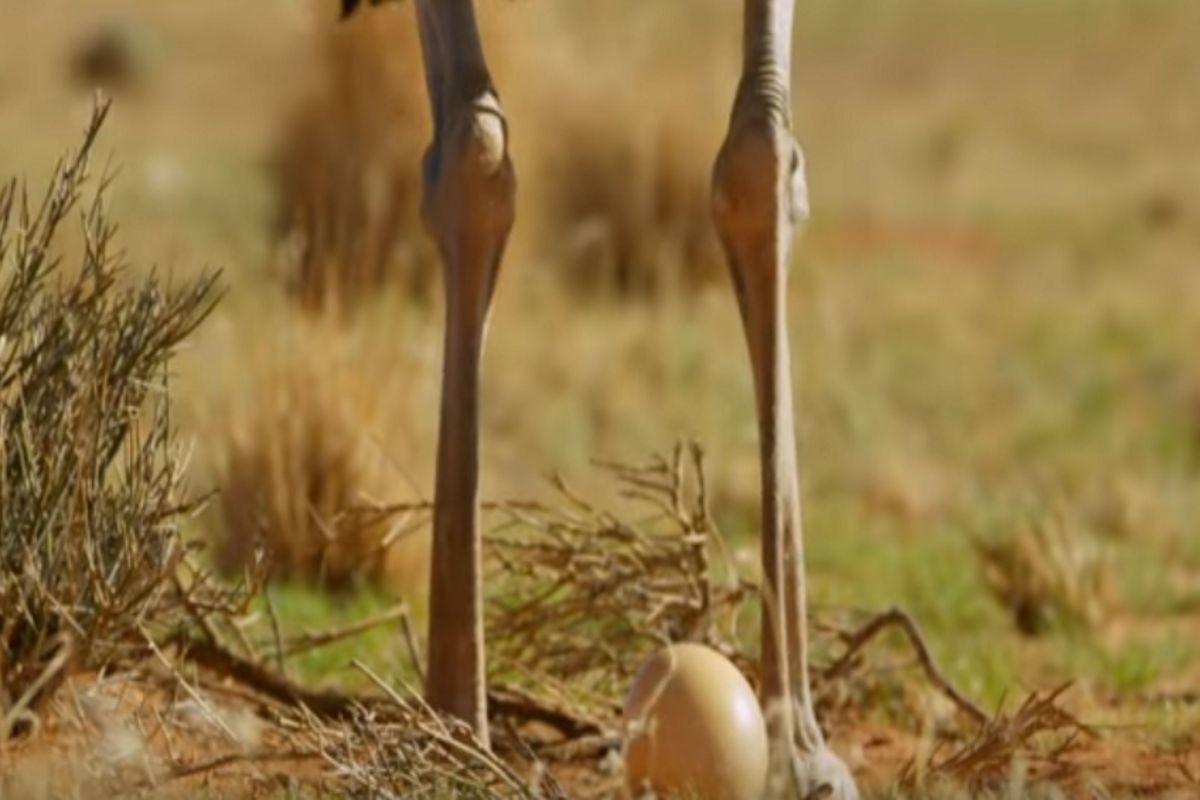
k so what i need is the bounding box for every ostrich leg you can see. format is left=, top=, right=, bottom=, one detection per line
left=711, top=0, right=857, bottom=796
left=411, top=0, right=514, bottom=745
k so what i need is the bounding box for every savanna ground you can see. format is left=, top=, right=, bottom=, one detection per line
left=1, top=0, right=1199, bottom=797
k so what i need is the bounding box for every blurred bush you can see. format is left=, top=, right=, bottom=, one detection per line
left=274, top=2, right=726, bottom=309
left=213, top=322, right=429, bottom=592
left=536, top=101, right=724, bottom=300
left=975, top=511, right=1116, bottom=636
left=69, top=20, right=146, bottom=92
left=271, top=3, right=434, bottom=310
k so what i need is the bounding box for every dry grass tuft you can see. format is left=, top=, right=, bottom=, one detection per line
left=212, top=323, right=429, bottom=591
left=975, top=512, right=1116, bottom=636
left=535, top=100, right=724, bottom=301
left=0, top=101, right=221, bottom=740
left=902, top=683, right=1094, bottom=796
left=317, top=675, right=556, bottom=800
left=271, top=1, right=434, bottom=310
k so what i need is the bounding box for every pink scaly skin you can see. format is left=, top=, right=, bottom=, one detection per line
left=712, top=3, right=858, bottom=795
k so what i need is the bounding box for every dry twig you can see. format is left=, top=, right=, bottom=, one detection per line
left=483, top=444, right=754, bottom=741
left=821, top=607, right=990, bottom=726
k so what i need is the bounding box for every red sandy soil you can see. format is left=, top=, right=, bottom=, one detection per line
left=2, top=672, right=1196, bottom=799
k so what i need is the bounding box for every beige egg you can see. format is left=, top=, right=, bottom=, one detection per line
left=622, top=643, right=768, bottom=800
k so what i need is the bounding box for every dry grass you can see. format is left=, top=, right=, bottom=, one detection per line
left=211, top=318, right=430, bottom=592
left=0, top=429, right=1186, bottom=799
left=975, top=511, right=1116, bottom=637
left=271, top=1, right=433, bottom=310
left=316, top=685, right=553, bottom=800
left=902, top=684, right=1093, bottom=797
left=0, top=102, right=221, bottom=741
left=534, top=100, right=723, bottom=300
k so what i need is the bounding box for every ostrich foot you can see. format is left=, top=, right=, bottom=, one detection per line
left=768, top=745, right=859, bottom=800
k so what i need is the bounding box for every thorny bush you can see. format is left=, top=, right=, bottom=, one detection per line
left=0, top=102, right=221, bottom=738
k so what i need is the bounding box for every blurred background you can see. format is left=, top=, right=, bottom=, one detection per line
left=1, top=0, right=1198, bottom=732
